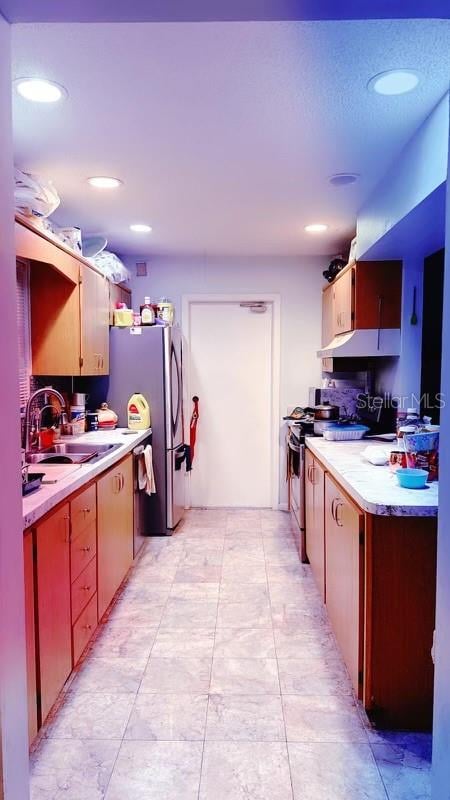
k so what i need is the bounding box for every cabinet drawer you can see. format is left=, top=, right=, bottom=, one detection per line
left=71, top=519, right=97, bottom=582
left=71, top=557, right=97, bottom=623
left=72, top=592, right=98, bottom=665
left=71, top=484, right=96, bottom=541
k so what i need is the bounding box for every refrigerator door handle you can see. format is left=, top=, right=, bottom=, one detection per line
left=171, top=342, right=182, bottom=438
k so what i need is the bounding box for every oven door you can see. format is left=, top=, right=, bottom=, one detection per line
left=288, top=432, right=306, bottom=561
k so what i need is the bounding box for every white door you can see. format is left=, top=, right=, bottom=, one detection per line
left=188, top=300, right=273, bottom=508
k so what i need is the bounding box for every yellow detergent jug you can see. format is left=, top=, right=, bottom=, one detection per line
left=127, top=393, right=151, bottom=430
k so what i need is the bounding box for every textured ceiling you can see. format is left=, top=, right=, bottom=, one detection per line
left=2, top=0, right=450, bottom=23
left=11, top=19, right=450, bottom=257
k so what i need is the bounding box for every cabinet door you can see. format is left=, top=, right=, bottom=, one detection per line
left=96, top=273, right=110, bottom=374
left=23, top=531, right=38, bottom=744
left=80, top=265, right=100, bottom=375
left=305, top=454, right=325, bottom=601
left=97, top=455, right=133, bottom=619
left=325, top=474, right=364, bottom=695
left=35, top=504, right=72, bottom=723
left=80, top=266, right=110, bottom=375
left=30, top=263, right=81, bottom=376
left=334, top=268, right=354, bottom=334
left=322, top=284, right=335, bottom=346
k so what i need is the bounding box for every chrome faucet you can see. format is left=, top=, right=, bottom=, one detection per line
left=23, top=387, right=67, bottom=451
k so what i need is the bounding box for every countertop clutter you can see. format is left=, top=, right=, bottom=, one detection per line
left=22, top=428, right=151, bottom=528
left=306, top=437, right=438, bottom=517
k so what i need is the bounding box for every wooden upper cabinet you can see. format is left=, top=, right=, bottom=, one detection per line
left=30, top=262, right=81, bottom=376
left=80, top=266, right=110, bottom=375
left=97, top=454, right=134, bottom=619
left=35, top=504, right=72, bottom=724
left=322, top=260, right=402, bottom=344
left=322, top=284, right=335, bottom=347
left=334, top=267, right=354, bottom=335
left=15, top=219, right=79, bottom=284
left=325, top=473, right=364, bottom=697
left=353, top=260, right=402, bottom=329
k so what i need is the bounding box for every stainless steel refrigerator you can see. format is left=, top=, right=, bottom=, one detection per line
left=108, top=325, right=185, bottom=535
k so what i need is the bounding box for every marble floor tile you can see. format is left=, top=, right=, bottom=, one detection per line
left=273, top=626, right=338, bottom=659
left=89, top=625, right=158, bottom=659
left=199, top=741, right=293, bottom=800
left=219, top=582, right=269, bottom=602
left=210, top=658, right=280, bottom=694
left=224, top=527, right=264, bottom=538
left=278, top=656, right=353, bottom=696
left=271, top=601, right=330, bottom=630
left=131, top=563, right=178, bottom=583
left=222, top=552, right=266, bottom=570
left=106, top=601, right=165, bottom=629
left=160, top=598, right=218, bottom=628
left=151, top=628, right=215, bottom=658
left=45, top=693, right=135, bottom=740
left=267, top=564, right=312, bottom=582
left=288, top=742, right=387, bottom=800
left=371, top=736, right=431, bottom=800
left=71, top=656, right=146, bottom=694
left=179, top=549, right=224, bottom=566
left=169, top=582, right=220, bottom=600
left=105, top=740, right=203, bottom=800
left=119, top=580, right=172, bottom=603
left=221, top=563, right=268, bottom=583
left=214, top=628, right=276, bottom=659
left=282, top=694, right=368, bottom=743
left=174, top=563, right=223, bottom=583
left=217, top=597, right=272, bottom=628
left=139, top=656, right=212, bottom=694
left=206, top=693, right=286, bottom=741
left=269, top=579, right=319, bottom=604
left=125, top=693, right=208, bottom=741
left=30, top=739, right=120, bottom=800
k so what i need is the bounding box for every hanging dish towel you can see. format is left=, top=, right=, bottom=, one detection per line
left=138, top=445, right=157, bottom=495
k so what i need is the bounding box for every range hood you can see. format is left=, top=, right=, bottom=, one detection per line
left=318, top=328, right=400, bottom=359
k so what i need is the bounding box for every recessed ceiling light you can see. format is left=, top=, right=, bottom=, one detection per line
left=305, top=223, right=328, bottom=234
left=15, top=77, right=67, bottom=103
left=368, top=69, right=420, bottom=96
left=329, top=173, right=359, bottom=187
left=87, top=176, right=123, bottom=189
left=130, top=223, right=152, bottom=233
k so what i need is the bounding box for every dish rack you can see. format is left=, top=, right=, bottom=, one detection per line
left=323, top=424, right=369, bottom=441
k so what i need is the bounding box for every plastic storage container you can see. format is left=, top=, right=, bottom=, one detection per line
left=323, top=424, right=369, bottom=441
left=127, top=393, right=151, bottom=430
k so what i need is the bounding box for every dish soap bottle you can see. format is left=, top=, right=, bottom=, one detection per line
left=140, top=297, right=155, bottom=326
left=127, top=393, right=151, bottom=430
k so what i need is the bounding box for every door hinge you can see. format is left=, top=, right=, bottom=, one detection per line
left=359, top=530, right=365, bottom=546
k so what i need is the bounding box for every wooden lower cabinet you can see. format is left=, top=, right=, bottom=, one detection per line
left=23, top=531, right=38, bottom=743
left=305, top=451, right=326, bottom=600
left=35, top=503, right=72, bottom=724
left=325, top=474, right=364, bottom=696
left=97, top=454, right=134, bottom=619
left=364, top=514, right=437, bottom=730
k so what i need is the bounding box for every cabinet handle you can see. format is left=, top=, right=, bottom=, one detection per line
left=331, top=498, right=338, bottom=522
left=335, top=501, right=344, bottom=527
left=113, top=474, right=121, bottom=493
left=83, top=624, right=92, bottom=631
left=82, top=585, right=91, bottom=592
left=63, top=514, right=71, bottom=543
left=310, top=464, right=316, bottom=485
left=81, top=545, right=91, bottom=553
left=82, top=507, right=91, bottom=514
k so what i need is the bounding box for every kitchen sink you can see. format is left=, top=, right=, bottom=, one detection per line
left=25, top=442, right=120, bottom=465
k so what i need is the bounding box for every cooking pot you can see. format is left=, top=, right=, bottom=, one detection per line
left=313, top=401, right=339, bottom=421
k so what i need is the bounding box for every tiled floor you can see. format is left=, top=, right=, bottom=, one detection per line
left=30, top=509, right=432, bottom=799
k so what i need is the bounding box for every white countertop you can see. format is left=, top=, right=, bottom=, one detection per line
left=23, top=428, right=151, bottom=529
left=306, top=437, right=438, bottom=517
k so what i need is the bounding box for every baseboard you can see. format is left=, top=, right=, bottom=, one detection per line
left=277, top=502, right=289, bottom=512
